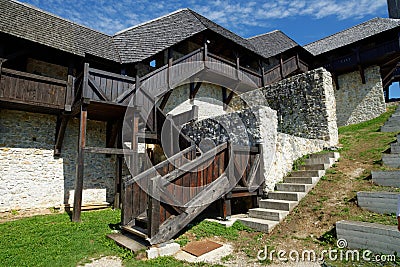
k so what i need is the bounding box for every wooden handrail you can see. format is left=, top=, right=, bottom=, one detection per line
left=172, top=48, right=203, bottom=65
left=124, top=144, right=197, bottom=186
left=1, top=67, right=67, bottom=85
left=161, top=142, right=228, bottom=184
left=89, top=67, right=136, bottom=82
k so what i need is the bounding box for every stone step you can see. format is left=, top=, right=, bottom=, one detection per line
left=259, top=199, right=298, bottom=211
left=267, top=191, right=305, bottom=201
left=284, top=177, right=318, bottom=184
left=371, top=170, right=400, bottom=187
left=237, top=217, right=279, bottom=233
left=304, top=157, right=335, bottom=165
left=299, top=163, right=330, bottom=171
left=391, top=143, right=400, bottom=154
left=336, top=220, right=400, bottom=255
left=357, top=191, right=399, bottom=214
left=308, top=152, right=340, bottom=160
left=248, top=208, right=289, bottom=221
left=382, top=154, right=400, bottom=168
left=276, top=183, right=312, bottom=193
left=381, top=125, right=400, bottom=132
left=289, top=170, right=324, bottom=178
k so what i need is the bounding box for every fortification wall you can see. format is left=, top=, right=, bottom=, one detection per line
left=0, top=110, right=117, bottom=212
left=183, top=68, right=338, bottom=190
left=335, top=65, right=386, bottom=126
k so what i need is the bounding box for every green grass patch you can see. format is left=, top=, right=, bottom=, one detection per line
left=175, top=220, right=253, bottom=246
left=0, top=209, right=129, bottom=267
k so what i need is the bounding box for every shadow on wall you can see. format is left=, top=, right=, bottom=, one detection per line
left=0, top=109, right=116, bottom=211
left=335, top=66, right=386, bottom=126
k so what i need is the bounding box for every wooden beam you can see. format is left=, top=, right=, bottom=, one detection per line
left=72, top=104, right=88, bottom=222
left=189, top=82, right=202, bottom=101
left=159, top=90, right=172, bottom=110
left=358, top=65, right=366, bottom=84
left=88, top=76, right=109, bottom=101
left=84, top=147, right=135, bottom=155
left=54, top=115, right=70, bottom=156
left=148, top=178, right=160, bottom=238
left=203, top=39, right=208, bottom=62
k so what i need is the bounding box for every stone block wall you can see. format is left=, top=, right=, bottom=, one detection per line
left=231, top=67, right=338, bottom=146
left=336, top=65, right=386, bottom=126
left=0, top=109, right=116, bottom=212
left=182, top=106, right=331, bottom=191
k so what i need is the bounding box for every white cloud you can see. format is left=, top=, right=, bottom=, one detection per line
left=19, top=0, right=388, bottom=36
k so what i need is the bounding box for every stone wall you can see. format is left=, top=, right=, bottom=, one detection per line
left=231, top=67, right=338, bottom=146
left=336, top=65, right=386, bottom=126
left=0, top=109, right=116, bottom=212
left=162, top=82, right=228, bottom=120
left=182, top=106, right=333, bottom=191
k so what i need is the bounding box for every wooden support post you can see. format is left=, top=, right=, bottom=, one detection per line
left=72, top=104, right=88, bottom=222
left=167, top=48, right=173, bottom=89
left=203, top=39, right=208, bottom=62
left=82, top=63, right=89, bottom=99
left=279, top=55, right=284, bottom=79
left=358, top=65, right=366, bottom=84
left=259, top=61, right=265, bottom=87
left=189, top=82, right=202, bottom=102
left=114, top=155, right=122, bottom=209
left=54, top=115, right=70, bottom=156
left=130, top=110, right=140, bottom=177
left=236, top=54, right=240, bottom=80
left=65, top=75, right=74, bottom=112
left=220, top=197, right=231, bottom=220
left=148, top=177, right=161, bottom=237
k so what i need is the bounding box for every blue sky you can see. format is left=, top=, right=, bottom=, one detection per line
left=19, top=0, right=389, bottom=45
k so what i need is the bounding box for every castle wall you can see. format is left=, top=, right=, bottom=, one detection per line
left=335, top=65, right=386, bottom=126
left=0, top=109, right=116, bottom=212
left=183, top=68, right=338, bottom=190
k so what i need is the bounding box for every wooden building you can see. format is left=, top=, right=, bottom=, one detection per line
left=0, top=0, right=311, bottom=244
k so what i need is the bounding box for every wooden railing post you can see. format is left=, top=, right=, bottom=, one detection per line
left=82, top=63, right=89, bottom=99
left=65, top=75, right=74, bottom=111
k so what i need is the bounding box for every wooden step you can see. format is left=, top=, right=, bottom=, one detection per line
left=107, top=232, right=148, bottom=252
left=121, top=225, right=148, bottom=239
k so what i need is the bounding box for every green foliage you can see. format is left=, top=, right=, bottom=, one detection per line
left=125, top=256, right=221, bottom=267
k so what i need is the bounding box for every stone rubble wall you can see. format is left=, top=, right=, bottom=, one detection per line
left=230, top=67, right=338, bottom=146
left=0, top=109, right=116, bottom=212
left=182, top=106, right=330, bottom=191
left=335, top=65, right=386, bottom=126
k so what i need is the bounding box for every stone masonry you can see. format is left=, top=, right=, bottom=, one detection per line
left=335, top=65, right=386, bottom=126
left=0, top=109, right=116, bottom=212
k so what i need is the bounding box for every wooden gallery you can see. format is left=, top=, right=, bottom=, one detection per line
left=1, top=0, right=400, bottom=245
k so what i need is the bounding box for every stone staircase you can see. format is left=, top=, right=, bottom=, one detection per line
left=238, top=152, right=340, bottom=232
left=380, top=105, right=400, bottom=132
left=381, top=134, right=400, bottom=168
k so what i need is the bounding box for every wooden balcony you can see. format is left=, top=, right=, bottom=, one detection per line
left=264, top=55, right=309, bottom=85
left=0, top=67, right=73, bottom=112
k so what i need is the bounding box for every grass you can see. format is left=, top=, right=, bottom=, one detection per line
left=0, top=209, right=126, bottom=267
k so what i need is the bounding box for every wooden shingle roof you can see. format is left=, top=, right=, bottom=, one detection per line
left=248, top=30, right=299, bottom=58
left=0, top=0, right=120, bottom=62
left=113, top=8, right=263, bottom=63
left=304, top=17, right=400, bottom=56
